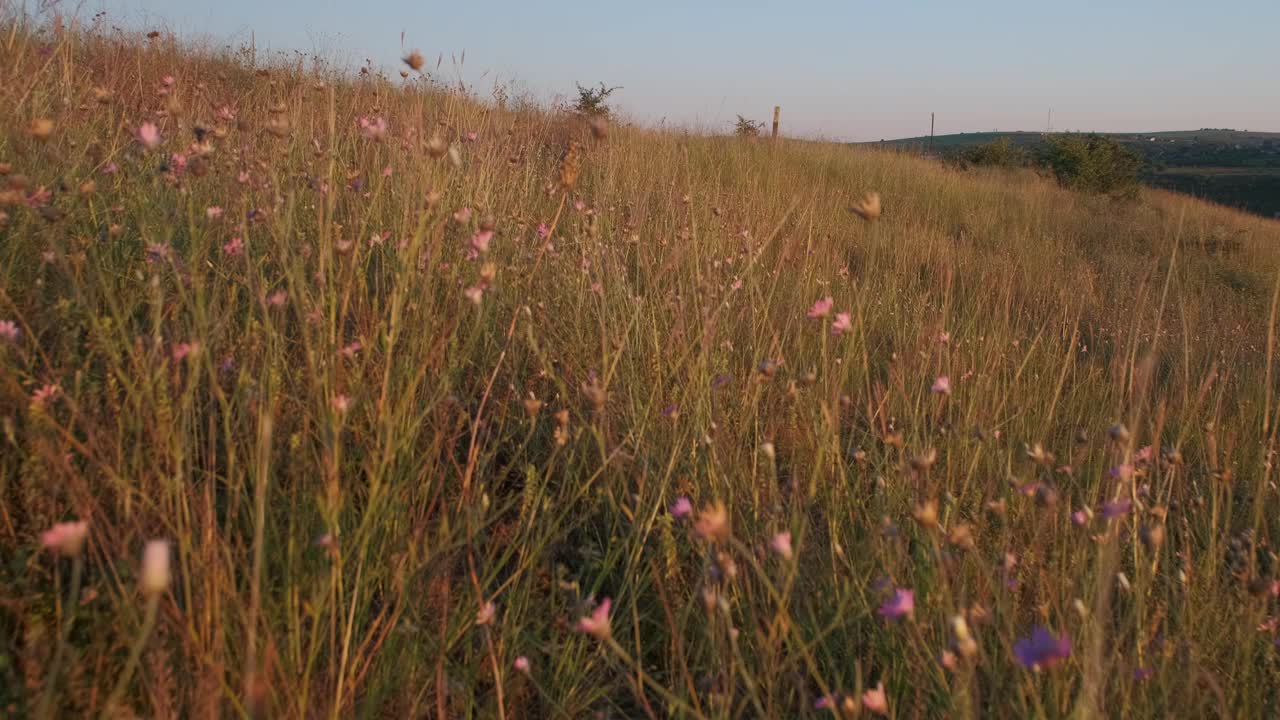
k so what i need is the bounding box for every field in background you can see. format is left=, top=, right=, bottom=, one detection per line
left=4, top=14, right=1280, bottom=719
left=874, top=130, right=1280, bottom=219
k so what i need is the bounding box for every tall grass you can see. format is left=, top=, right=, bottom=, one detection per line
left=3, top=13, right=1280, bottom=718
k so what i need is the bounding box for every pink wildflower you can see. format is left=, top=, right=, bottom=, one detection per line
left=31, top=383, right=60, bottom=408
left=576, top=597, right=612, bottom=640
left=464, top=286, right=485, bottom=305
left=172, top=341, right=200, bottom=362
left=339, top=342, right=362, bottom=359
left=267, top=290, right=288, bottom=307
left=669, top=496, right=693, bottom=518
left=222, top=237, right=245, bottom=257
left=878, top=588, right=914, bottom=621
left=514, top=656, right=531, bottom=674
left=206, top=206, right=223, bottom=220
left=806, top=296, right=833, bottom=319
left=136, top=122, right=162, bottom=149
left=770, top=531, right=794, bottom=561
left=358, top=116, right=388, bottom=140
left=831, top=312, right=853, bottom=336
left=862, top=682, right=889, bottom=715
left=331, top=394, right=352, bottom=413
left=931, top=376, right=952, bottom=396
left=471, top=230, right=493, bottom=254
left=0, top=320, right=19, bottom=343
left=41, top=521, right=88, bottom=557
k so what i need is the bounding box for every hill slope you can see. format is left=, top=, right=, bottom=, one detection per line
left=4, top=20, right=1280, bottom=718
left=873, top=130, right=1280, bottom=218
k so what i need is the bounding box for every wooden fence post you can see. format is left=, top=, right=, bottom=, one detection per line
left=772, top=106, right=780, bottom=140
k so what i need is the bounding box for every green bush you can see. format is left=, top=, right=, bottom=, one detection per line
left=964, top=137, right=1028, bottom=167
left=1042, top=133, right=1144, bottom=197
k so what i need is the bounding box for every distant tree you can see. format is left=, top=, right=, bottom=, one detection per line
left=574, top=82, right=622, bottom=118
left=733, top=115, right=764, bottom=138
left=964, top=137, right=1027, bottom=167
left=1041, top=134, right=1144, bottom=198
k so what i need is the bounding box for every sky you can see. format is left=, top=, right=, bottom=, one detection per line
left=93, top=0, right=1279, bottom=141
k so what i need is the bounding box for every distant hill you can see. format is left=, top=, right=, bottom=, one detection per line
left=868, top=130, right=1280, bottom=218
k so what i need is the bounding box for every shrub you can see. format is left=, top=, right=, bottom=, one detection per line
left=1042, top=133, right=1144, bottom=197
left=733, top=115, right=764, bottom=138
left=574, top=82, right=621, bottom=118
left=964, top=137, right=1027, bottom=167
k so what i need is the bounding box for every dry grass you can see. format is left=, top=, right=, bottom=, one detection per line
left=3, top=13, right=1280, bottom=719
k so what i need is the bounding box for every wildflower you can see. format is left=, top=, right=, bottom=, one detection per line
left=849, top=192, right=882, bottom=221
left=931, top=375, right=951, bottom=395
left=669, top=496, right=693, bottom=519
left=339, top=342, right=361, bottom=359
left=31, top=383, right=60, bottom=409
left=331, top=394, right=352, bottom=413
left=222, top=237, right=244, bottom=257
left=770, top=531, right=794, bottom=561
left=463, top=285, right=485, bottom=305
left=41, top=521, right=88, bottom=557
left=878, top=588, right=914, bottom=621
left=912, top=499, right=939, bottom=529
left=358, top=116, right=388, bottom=141
left=831, top=312, right=853, bottom=336
left=161, top=75, right=175, bottom=87
left=464, top=131, right=478, bottom=142
left=694, top=500, right=731, bottom=543
left=862, top=682, right=889, bottom=715
left=536, top=223, right=550, bottom=239
left=1135, top=445, right=1154, bottom=463
left=403, top=50, right=425, bottom=70
left=267, top=290, right=288, bottom=307
left=937, top=330, right=951, bottom=344
left=172, top=341, right=200, bottom=362
left=513, top=656, right=530, bottom=674
left=137, top=122, right=162, bottom=149
left=101, top=162, right=119, bottom=175
left=1013, top=627, right=1071, bottom=669
left=939, top=650, right=958, bottom=671
left=215, top=105, right=236, bottom=122
left=476, top=601, right=497, bottom=626
left=952, top=615, right=978, bottom=658
left=1101, top=498, right=1132, bottom=519
left=576, top=597, right=612, bottom=640
left=1071, top=509, right=1091, bottom=527
left=141, top=540, right=171, bottom=596
left=1108, top=423, right=1131, bottom=443
left=0, top=320, right=19, bottom=342
left=806, top=296, right=833, bottom=319
left=29, top=117, right=54, bottom=142
left=471, top=230, right=493, bottom=254
left=206, top=206, right=223, bottom=220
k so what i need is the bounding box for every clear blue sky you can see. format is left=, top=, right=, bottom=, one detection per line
left=98, top=0, right=1278, bottom=141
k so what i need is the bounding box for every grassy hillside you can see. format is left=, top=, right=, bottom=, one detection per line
left=875, top=130, right=1280, bottom=219
left=5, top=17, right=1280, bottom=719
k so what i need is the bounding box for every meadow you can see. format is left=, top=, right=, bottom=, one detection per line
left=3, top=15, right=1280, bottom=719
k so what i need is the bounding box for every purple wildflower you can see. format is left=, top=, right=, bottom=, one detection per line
left=878, top=588, right=915, bottom=621
left=1014, top=627, right=1071, bottom=669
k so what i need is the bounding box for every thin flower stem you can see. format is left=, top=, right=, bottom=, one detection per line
left=37, top=554, right=83, bottom=720
left=101, top=593, right=160, bottom=719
